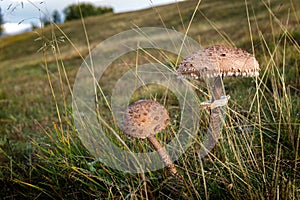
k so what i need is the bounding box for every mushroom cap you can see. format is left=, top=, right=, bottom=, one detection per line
left=122, top=100, right=170, bottom=139
left=177, top=45, right=260, bottom=79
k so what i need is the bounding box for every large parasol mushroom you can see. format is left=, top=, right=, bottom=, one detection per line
left=177, top=45, right=260, bottom=155
left=121, top=99, right=180, bottom=177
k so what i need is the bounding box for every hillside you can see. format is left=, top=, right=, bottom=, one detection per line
left=0, top=0, right=298, bottom=139
left=0, top=0, right=299, bottom=199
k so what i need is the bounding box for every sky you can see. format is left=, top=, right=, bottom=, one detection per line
left=0, top=0, right=182, bottom=35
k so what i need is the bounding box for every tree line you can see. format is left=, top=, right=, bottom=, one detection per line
left=42, top=3, right=113, bottom=25
left=64, top=3, right=113, bottom=21
left=0, top=8, right=3, bottom=35
left=0, top=3, right=113, bottom=35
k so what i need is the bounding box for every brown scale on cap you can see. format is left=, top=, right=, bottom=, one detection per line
left=122, top=100, right=170, bottom=139
left=177, top=45, right=260, bottom=79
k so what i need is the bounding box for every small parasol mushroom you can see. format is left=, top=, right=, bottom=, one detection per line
left=121, top=100, right=180, bottom=177
left=177, top=45, right=260, bottom=155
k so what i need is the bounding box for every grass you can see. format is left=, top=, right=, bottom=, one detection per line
left=0, top=0, right=299, bottom=199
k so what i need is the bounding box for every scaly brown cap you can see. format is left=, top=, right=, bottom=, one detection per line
left=122, top=100, right=170, bottom=139
left=177, top=45, right=259, bottom=79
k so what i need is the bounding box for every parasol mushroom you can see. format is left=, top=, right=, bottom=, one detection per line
left=177, top=45, right=260, bottom=155
left=121, top=99, right=180, bottom=177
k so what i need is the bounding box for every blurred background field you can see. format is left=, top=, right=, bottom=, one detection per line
left=0, top=0, right=299, bottom=199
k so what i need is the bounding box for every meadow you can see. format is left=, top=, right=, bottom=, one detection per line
left=0, top=0, right=299, bottom=199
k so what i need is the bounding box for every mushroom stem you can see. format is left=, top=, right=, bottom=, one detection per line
left=147, top=136, right=179, bottom=177
left=200, top=76, right=226, bottom=155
